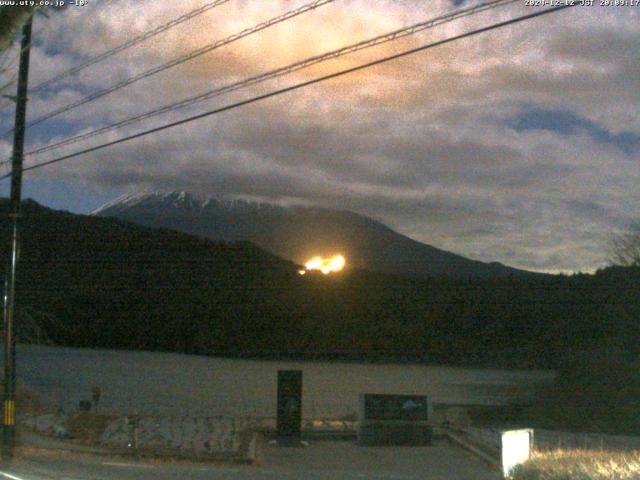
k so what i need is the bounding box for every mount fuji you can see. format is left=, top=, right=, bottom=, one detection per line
left=92, top=191, right=537, bottom=279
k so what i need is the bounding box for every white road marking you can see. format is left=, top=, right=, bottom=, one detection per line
left=198, top=467, right=239, bottom=472
left=101, top=462, right=153, bottom=468
left=0, top=470, right=28, bottom=480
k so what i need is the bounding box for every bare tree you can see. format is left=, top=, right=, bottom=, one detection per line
left=0, top=6, right=34, bottom=52
left=0, top=5, right=65, bottom=52
left=609, top=225, right=640, bottom=267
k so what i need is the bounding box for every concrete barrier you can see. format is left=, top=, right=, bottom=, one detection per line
left=444, top=429, right=501, bottom=468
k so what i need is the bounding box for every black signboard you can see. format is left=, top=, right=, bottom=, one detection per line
left=276, top=370, right=302, bottom=441
left=363, top=394, right=429, bottom=421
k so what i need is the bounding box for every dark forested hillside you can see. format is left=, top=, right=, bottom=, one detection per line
left=0, top=199, right=638, bottom=371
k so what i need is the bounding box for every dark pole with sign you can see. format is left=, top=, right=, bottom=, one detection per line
left=276, top=370, right=302, bottom=445
left=2, top=16, right=33, bottom=459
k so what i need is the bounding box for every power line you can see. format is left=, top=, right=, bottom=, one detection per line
left=0, top=32, right=31, bottom=91
left=0, top=22, right=26, bottom=75
left=28, top=0, right=233, bottom=93
left=0, top=50, right=22, bottom=112
left=2, top=0, right=336, bottom=137
left=0, top=50, right=18, bottom=78
left=0, top=72, right=18, bottom=92
left=0, top=74, right=19, bottom=113
left=25, top=0, right=518, bottom=158
left=0, top=40, right=27, bottom=113
left=0, top=5, right=575, bottom=181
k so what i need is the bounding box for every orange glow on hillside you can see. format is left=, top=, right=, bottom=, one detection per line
left=301, top=255, right=346, bottom=274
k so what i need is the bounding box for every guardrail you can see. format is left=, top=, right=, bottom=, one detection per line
left=443, top=425, right=535, bottom=478
left=444, top=428, right=501, bottom=469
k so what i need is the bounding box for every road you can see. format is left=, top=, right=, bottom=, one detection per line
left=0, top=441, right=500, bottom=480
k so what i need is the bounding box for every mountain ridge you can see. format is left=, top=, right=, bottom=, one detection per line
left=93, top=191, right=541, bottom=279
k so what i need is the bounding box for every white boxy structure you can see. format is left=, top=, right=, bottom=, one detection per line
left=501, top=429, right=533, bottom=477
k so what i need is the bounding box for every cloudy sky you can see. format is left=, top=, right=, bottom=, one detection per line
left=0, top=0, right=638, bottom=273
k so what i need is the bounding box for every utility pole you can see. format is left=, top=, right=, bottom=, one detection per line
left=3, top=16, right=33, bottom=459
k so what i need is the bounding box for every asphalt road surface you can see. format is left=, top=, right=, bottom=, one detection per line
left=1, top=441, right=500, bottom=480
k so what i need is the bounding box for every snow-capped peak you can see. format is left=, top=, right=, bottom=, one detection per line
left=91, top=191, right=197, bottom=215
left=91, top=190, right=319, bottom=217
